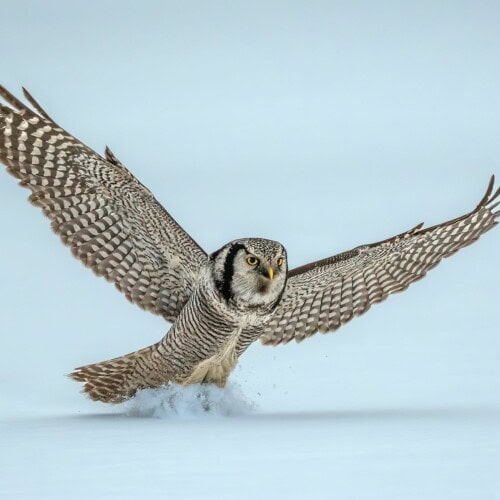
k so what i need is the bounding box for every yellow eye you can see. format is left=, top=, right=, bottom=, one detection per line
left=277, top=257, right=284, bottom=267
left=246, top=256, right=259, bottom=266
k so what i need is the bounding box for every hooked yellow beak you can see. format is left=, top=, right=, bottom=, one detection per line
left=268, top=267, right=274, bottom=280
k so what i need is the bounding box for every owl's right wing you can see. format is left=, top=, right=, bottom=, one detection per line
left=261, top=177, right=499, bottom=345
left=0, top=85, right=207, bottom=323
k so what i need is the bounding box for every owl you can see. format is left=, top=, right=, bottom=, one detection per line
left=1, top=85, right=498, bottom=403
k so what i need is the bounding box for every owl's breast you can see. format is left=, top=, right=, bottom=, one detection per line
left=169, top=281, right=267, bottom=386
left=179, top=326, right=242, bottom=386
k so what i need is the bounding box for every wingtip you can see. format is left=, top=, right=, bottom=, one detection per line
left=476, top=174, right=497, bottom=209
left=21, top=86, right=54, bottom=121
left=489, top=184, right=500, bottom=206
left=0, top=85, right=25, bottom=111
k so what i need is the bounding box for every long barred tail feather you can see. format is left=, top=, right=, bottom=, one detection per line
left=69, top=343, right=172, bottom=403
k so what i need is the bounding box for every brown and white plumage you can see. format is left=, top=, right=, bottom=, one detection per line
left=261, top=181, right=499, bottom=344
left=1, top=85, right=498, bottom=404
left=0, top=85, right=206, bottom=322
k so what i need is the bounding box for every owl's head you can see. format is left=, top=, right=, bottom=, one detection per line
left=210, top=238, right=287, bottom=309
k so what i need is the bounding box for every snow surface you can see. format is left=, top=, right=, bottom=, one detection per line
left=2, top=391, right=500, bottom=499
left=1, top=1, right=500, bottom=499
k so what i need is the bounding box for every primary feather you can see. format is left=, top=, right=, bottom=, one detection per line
left=1, top=85, right=498, bottom=403
left=261, top=179, right=499, bottom=344
left=0, top=85, right=206, bottom=322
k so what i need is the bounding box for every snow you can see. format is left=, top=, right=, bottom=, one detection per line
left=2, top=401, right=500, bottom=499
left=1, top=1, right=500, bottom=498
left=2, top=337, right=500, bottom=500
left=124, top=382, right=256, bottom=418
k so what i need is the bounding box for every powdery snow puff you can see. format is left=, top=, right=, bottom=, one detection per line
left=122, top=382, right=256, bottom=419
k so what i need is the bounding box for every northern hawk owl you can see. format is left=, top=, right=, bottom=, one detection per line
left=1, top=86, right=498, bottom=403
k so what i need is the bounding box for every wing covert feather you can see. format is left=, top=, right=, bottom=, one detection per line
left=261, top=178, right=499, bottom=345
left=0, top=86, right=207, bottom=322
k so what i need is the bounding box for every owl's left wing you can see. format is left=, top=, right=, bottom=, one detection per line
left=261, top=178, right=499, bottom=345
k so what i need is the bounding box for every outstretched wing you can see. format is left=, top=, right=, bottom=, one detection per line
left=0, top=86, right=207, bottom=322
left=261, top=178, right=499, bottom=345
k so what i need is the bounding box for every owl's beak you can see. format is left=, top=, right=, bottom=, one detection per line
left=268, top=267, right=274, bottom=280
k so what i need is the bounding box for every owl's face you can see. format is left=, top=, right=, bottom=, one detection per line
left=211, top=238, right=287, bottom=309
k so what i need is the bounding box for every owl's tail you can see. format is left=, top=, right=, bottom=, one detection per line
left=69, top=343, right=172, bottom=403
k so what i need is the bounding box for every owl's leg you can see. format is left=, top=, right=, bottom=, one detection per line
left=69, top=342, right=173, bottom=403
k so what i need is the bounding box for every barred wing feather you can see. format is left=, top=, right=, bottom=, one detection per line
left=261, top=178, right=499, bottom=345
left=0, top=86, right=207, bottom=323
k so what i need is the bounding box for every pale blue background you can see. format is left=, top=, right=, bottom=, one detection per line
left=0, top=1, right=499, bottom=499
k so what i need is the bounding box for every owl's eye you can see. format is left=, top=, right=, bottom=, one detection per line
left=246, top=256, right=259, bottom=266
left=277, top=257, right=284, bottom=267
